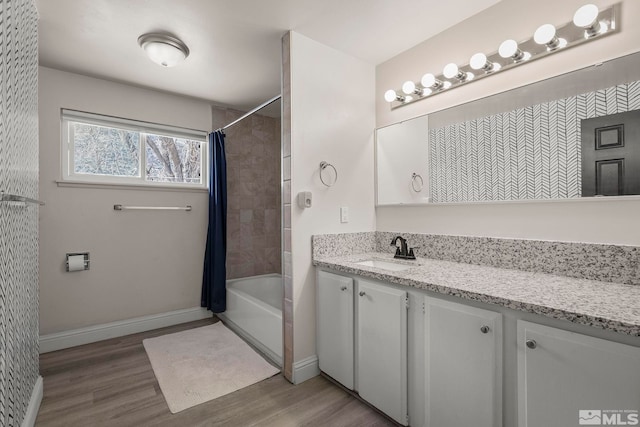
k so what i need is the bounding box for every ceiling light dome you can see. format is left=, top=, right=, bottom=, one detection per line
left=138, top=33, right=190, bottom=67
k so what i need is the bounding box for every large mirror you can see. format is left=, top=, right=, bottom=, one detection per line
left=376, top=51, right=640, bottom=205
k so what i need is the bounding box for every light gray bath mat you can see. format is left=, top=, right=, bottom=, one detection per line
left=143, top=322, right=280, bottom=413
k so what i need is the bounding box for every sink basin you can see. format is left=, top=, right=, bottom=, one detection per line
left=355, top=259, right=415, bottom=272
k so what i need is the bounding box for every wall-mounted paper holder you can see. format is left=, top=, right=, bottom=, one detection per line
left=66, top=252, right=90, bottom=272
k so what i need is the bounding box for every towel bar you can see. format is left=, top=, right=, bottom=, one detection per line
left=0, top=190, right=45, bottom=206
left=113, top=204, right=192, bottom=211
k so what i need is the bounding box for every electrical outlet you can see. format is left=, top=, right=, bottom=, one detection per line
left=340, top=206, right=349, bottom=223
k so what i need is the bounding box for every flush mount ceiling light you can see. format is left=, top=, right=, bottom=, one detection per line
left=138, top=33, right=190, bottom=67
left=383, top=3, right=618, bottom=109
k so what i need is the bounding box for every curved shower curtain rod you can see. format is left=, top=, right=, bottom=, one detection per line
left=215, top=94, right=281, bottom=133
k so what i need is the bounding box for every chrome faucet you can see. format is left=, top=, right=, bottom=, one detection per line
left=390, top=236, right=416, bottom=260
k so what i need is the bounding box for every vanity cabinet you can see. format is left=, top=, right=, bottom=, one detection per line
left=517, top=321, right=640, bottom=427
left=424, top=298, right=503, bottom=427
left=316, top=270, right=354, bottom=389
left=316, top=271, right=408, bottom=425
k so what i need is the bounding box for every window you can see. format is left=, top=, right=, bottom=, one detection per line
left=61, top=110, right=207, bottom=188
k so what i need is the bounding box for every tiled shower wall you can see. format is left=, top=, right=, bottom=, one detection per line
left=212, top=107, right=281, bottom=279
left=429, top=81, right=640, bottom=203
left=0, top=0, right=40, bottom=425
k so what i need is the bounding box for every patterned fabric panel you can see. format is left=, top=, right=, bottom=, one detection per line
left=0, top=1, right=39, bottom=426
left=429, top=81, right=640, bottom=203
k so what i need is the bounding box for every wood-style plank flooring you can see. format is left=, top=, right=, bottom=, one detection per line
left=36, top=318, right=396, bottom=426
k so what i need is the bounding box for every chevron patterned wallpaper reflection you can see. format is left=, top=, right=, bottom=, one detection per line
left=429, top=81, right=640, bottom=203
left=0, top=1, right=40, bottom=426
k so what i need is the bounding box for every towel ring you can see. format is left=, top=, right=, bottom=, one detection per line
left=411, top=173, right=424, bottom=192
left=319, top=161, right=338, bottom=187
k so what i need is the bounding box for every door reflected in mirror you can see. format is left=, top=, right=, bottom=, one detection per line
left=581, top=110, right=640, bottom=197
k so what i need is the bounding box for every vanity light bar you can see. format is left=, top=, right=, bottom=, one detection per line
left=384, top=3, right=618, bottom=109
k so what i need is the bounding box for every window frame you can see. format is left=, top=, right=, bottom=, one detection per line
left=61, top=109, right=208, bottom=189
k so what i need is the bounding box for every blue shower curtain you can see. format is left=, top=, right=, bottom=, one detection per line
left=201, top=130, right=227, bottom=313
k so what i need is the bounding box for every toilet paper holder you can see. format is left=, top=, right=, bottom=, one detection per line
left=66, top=252, right=90, bottom=272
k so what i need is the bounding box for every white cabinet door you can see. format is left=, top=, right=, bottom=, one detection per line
left=357, top=279, right=408, bottom=425
left=425, top=298, right=503, bottom=427
left=317, top=270, right=354, bottom=389
left=518, top=321, right=640, bottom=427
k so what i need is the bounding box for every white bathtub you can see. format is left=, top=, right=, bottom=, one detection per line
left=218, top=273, right=283, bottom=367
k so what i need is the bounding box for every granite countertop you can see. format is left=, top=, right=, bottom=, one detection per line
left=313, top=252, right=640, bottom=337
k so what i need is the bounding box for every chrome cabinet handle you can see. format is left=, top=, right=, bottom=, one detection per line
left=340, top=286, right=347, bottom=291
left=480, top=325, right=490, bottom=334
left=359, top=291, right=366, bottom=297
left=526, top=339, right=537, bottom=349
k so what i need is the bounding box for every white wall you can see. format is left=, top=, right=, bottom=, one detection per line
left=377, top=199, right=640, bottom=245
left=289, top=32, right=376, bottom=362
left=376, top=0, right=640, bottom=245
left=39, top=67, right=211, bottom=335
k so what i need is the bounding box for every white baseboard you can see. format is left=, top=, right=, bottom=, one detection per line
left=21, top=375, right=43, bottom=427
left=40, top=307, right=211, bottom=353
left=292, top=355, right=320, bottom=384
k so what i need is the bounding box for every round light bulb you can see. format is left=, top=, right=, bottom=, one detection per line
left=573, top=4, right=599, bottom=28
left=443, top=63, right=459, bottom=79
left=534, top=24, right=557, bottom=45
left=469, top=53, right=488, bottom=70
left=402, top=80, right=416, bottom=95
left=499, top=39, right=518, bottom=58
left=384, top=89, right=398, bottom=103
left=421, top=73, right=436, bottom=88
left=442, top=81, right=452, bottom=89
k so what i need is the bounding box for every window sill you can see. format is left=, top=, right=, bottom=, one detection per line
left=56, top=180, right=208, bottom=193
